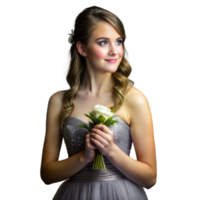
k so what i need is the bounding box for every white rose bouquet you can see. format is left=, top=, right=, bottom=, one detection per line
left=77, top=104, right=119, bottom=171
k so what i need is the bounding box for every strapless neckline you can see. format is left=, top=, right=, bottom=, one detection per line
left=66, top=115, right=130, bottom=127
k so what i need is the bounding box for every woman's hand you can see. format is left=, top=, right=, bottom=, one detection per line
left=83, top=133, right=97, bottom=163
left=90, top=124, right=116, bottom=157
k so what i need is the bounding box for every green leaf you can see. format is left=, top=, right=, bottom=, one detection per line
left=111, top=120, right=119, bottom=124
left=89, top=121, right=94, bottom=130
left=89, top=111, right=95, bottom=118
left=84, top=113, right=92, bottom=119
left=95, top=118, right=101, bottom=124
left=110, top=108, right=115, bottom=113
left=97, top=114, right=106, bottom=122
left=110, top=120, right=119, bottom=126
left=85, top=113, right=96, bottom=123
left=105, top=117, right=112, bottom=124
left=104, top=115, right=117, bottom=125
left=77, top=124, right=90, bottom=131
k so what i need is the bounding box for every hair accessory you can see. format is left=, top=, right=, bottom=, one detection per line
left=67, top=29, right=75, bottom=45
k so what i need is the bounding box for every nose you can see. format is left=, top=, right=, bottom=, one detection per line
left=108, top=43, right=118, bottom=56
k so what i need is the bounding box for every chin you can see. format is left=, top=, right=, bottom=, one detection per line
left=107, top=67, right=118, bottom=73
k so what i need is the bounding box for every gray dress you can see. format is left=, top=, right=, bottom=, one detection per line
left=52, top=116, right=148, bottom=200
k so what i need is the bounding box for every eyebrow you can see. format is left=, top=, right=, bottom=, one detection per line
left=95, top=37, right=123, bottom=41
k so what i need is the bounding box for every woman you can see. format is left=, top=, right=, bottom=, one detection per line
left=40, top=6, right=157, bottom=200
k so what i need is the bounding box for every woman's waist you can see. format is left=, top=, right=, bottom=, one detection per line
left=68, top=162, right=127, bottom=182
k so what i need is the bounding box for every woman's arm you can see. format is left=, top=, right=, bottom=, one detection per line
left=107, top=88, right=157, bottom=189
left=40, top=92, right=89, bottom=185
left=107, top=146, right=156, bottom=189
left=41, top=152, right=88, bottom=185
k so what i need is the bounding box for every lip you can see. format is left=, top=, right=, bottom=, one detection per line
left=105, top=59, right=118, bottom=63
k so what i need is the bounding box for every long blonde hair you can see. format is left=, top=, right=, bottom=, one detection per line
left=59, top=6, right=134, bottom=127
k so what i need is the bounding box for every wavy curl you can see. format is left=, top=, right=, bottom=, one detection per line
left=59, top=6, right=134, bottom=128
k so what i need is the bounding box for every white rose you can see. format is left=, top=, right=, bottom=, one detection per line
left=92, top=104, right=114, bottom=121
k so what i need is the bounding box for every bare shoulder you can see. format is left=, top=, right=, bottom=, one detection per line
left=57, top=89, right=67, bottom=96
left=50, top=90, right=66, bottom=100
left=59, top=89, right=68, bottom=97
left=49, top=90, right=67, bottom=107
left=125, top=85, right=148, bottom=103
left=124, top=85, right=150, bottom=122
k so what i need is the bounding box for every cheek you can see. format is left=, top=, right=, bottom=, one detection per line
left=92, top=49, right=107, bottom=60
left=88, top=46, right=124, bottom=59
left=87, top=45, right=104, bottom=60
left=118, top=48, right=124, bottom=57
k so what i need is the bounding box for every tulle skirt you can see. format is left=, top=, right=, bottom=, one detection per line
left=52, top=177, right=148, bottom=200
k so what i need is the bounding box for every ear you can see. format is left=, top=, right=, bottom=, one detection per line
left=76, top=41, right=87, bottom=57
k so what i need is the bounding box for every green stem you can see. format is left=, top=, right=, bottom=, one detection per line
left=97, top=150, right=100, bottom=169
left=92, top=147, right=106, bottom=171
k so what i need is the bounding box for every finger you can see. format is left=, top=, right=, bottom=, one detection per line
left=94, top=124, right=113, bottom=133
left=89, top=136, right=97, bottom=148
left=91, top=138, right=95, bottom=145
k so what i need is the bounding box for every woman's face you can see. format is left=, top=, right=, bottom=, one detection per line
left=85, top=21, right=124, bottom=73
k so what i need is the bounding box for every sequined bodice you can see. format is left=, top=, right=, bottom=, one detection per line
left=62, top=116, right=132, bottom=157
left=62, top=116, right=132, bottom=182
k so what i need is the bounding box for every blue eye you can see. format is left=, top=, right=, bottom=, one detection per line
left=116, top=40, right=123, bottom=45
left=99, top=41, right=108, bottom=46
left=98, top=39, right=124, bottom=46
